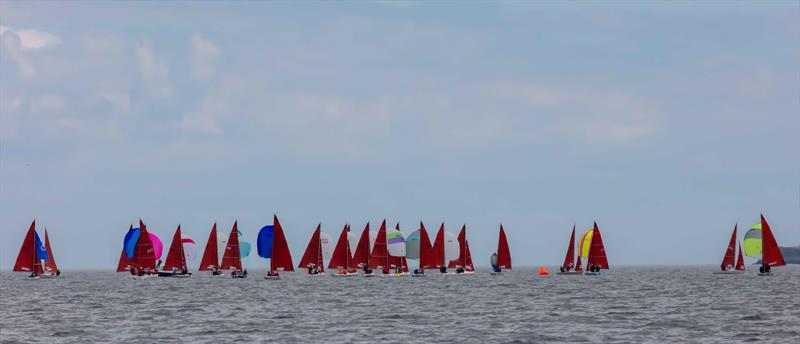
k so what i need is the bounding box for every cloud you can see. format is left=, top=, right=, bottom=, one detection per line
left=0, top=26, right=61, bottom=50
left=135, top=42, right=171, bottom=97
left=191, top=34, right=220, bottom=80
left=0, top=26, right=60, bottom=78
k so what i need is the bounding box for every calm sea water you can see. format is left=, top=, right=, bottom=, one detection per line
left=1, top=266, right=798, bottom=343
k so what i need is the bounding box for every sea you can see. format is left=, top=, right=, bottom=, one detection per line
left=1, top=266, right=798, bottom=343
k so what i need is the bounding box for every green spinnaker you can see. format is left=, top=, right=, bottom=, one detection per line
left=743, top=223, right=762, bottom=257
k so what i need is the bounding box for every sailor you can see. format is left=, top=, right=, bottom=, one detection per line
left=395, top=266, right=402, bottom=274
left=243, top=269, right=248, bottom=276
left=560, top=266, right=565, bottom=273
left=29, top=272, right=36, bottom=278
left=156, top=259, right=162, bottom=270
left=439, top=266, right=447, bottom=274
left=56, top=269, right=61, bottom=276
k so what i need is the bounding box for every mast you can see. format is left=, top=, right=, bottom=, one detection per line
left=497, top=225, right=512, bottom=269
left=720, top=224, right=737, bottom=271
left=562, top=225, right=576, bottom=271
left=198, top=223, right=219, bottom=271
left=220, top=221, right=243, bottom=271
left=760, top=214, right=785, bottom=267
left=270, top=215, right=294, bottom=272
left=43, top=229, right=58, bottom=273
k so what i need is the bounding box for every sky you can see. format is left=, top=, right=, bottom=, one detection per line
left=1, top=1, right=798, bottom=270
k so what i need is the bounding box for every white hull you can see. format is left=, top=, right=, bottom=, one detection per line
left=332, top=272, right=358, bottom=277
left=128, top=274, right=157, bottom=280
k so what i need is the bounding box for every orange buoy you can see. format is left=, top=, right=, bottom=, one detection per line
left=538, top=266, right=550, bottom=275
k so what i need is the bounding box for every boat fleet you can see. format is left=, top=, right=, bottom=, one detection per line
left=11, top=214, right=788, bottom=279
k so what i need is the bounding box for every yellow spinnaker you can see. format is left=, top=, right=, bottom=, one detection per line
left=578, top=228, right=593, bottom=259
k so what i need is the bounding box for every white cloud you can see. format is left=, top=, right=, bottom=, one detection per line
left=0, top=26, right=61, bottom=50
left=191, top=34, right=220, bottom=80
left=135, top=42, right=171, bottom=97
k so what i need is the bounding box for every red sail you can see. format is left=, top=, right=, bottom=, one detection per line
left=220, top=222, right=243, bottom=271
left=198, top=223, right=219, bottom=271
left=760, top=215, right=785, bottom=267
left=497, top=225, right=512, bottom=269
left=328, top=224, right=352, bottom=270
left=562, top=225, right=576, bottom=271
left=720, top=224, right=737, bottom=271
left=418, top=222, right=434, bottom=269
left=163, top=225, right=186, bottom=271
left=299, top=224, right=324, bottom=272
left=430, top=223, right=446, bottom=268
left=448, top=225, right=474, bottom=270
left=117, top=224, right=136, bottom=272
left=735, top=242, right=745, bottom=271
left=13, top=220, right=42, bottom=273
left=369, top=220, right=388, bottom=269
left=575, top=255, right=583, bottom=272
left=586, top=222, right=609, bottom=269
left=44, top=229, right=58, bottom=273
left=463, top=236, right=475, bottom=271
left=351, top=222, right=372, bottom=269
left=270, top=215, right=294, bottom=272
left=135, top=220, right=157, bottom=271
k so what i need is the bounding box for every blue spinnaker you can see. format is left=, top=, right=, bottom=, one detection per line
left=123, top=228, right=141, bottom=258
left=257, top=225, right=275, bottom=258
left=34, top=231, right=48, bottom=260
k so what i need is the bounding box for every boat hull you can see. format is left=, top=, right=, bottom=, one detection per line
left=332, top=272, right=358, bottom=277
left=556, top=271, right=583, bottom=275
left=758, top=272, right=774, bottom=276
left=158, top=272, right=192, bottom=278
left=264, top=276, right=281, bottom=280
left=38, top=273, right=60, bottom=278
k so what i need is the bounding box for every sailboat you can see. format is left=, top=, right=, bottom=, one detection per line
left=744, top=214, right=786, bottom=276
left=158, top=225, right=192, bottom=277
left=406, top=222, right=434, bottom=277
left=257, top=215, right=295, bottom=280
left=557, top=225, right=582, bottom=275
left=351, top=222, right=375, bottom=276
left=117, top=220, right=159, bottom=278
left=329, top=224, right=357, bottom=276
left=490, top=224, right=512, bottom=275
left=198, top=223, right=224, bottom=276
left=370, top=220, right=409, bottom=277
left=220, top=221, right=246, bottom=278
left=40, top=229, right=61, bottom=278
left=13, top=220, right=48, bottom=278
left=583, top=222, right=609, bottom=275
left=714, top=224, right=744, bottom=275
left=448, top=225, right=475, bottom=274
left=430, top=223, right=459, bottom=274
left=298, top=224, right=326, bottom=276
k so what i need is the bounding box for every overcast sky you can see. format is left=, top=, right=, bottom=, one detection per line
left=2, top=1, right=798, bottom=269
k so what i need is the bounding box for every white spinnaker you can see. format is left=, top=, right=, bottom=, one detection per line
left=444, top=231, right=459, bottom=263
left=347, top=231, right=358, bottom=256
left=320, top=232, right=333, bottom=264
left=369, top=230, right=378, bottom=252
left=405, top=230, right=421, bottom=259
left=387, top=231, right=406, bottom=257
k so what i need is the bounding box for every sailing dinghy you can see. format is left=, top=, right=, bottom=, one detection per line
left=490, top=225, right=512, bottom=275
left=557, top=225, right=582, bottom=275
left=329, top=224, right=357, bottom=277
left=448, top=225, right=475, bottom=275
left=198, top=223, right=225, bottom=276
left=257, top=215, right=295, bottom=280
left=406, top=222, right=434, bottom=277
left=744, top=214, right=786, bottom=276
left=220, top=221, right=247, bottom=278
left=13, top=220, right=49, bottom=279
left=713, top=224, right=745, bottom=275
left=158, top=225, right=192, bottom=278
left=583, top=222, right=609, bottom=275
left=430, top=223, right=459, bottom=275
left=118, top=220, right=159, bottom=279
left=371, top=221, right=410, bottom=277
left=299, top=224, right=326, bottom=276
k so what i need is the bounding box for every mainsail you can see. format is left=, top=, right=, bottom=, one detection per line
left=720, top=224, right=737, bottom=271
left=198, top=223, right=219, bottom=270
left=369, top=220, right=389, bottom=270
left=163, top=225, right=187, bottom=272
left=299, top=224, right=325, bottom=272
left=257, top=215, right=294, bottom=272
left=351, top=223, right=372, bottom=269
left=561, top=225, right=576, bottom=271
left=44, top=229, right=58, bottom=273
left=735, top=241, right=745, bottom=271
left=497, top=225, right=512, bottom=269
left=135, top=220, right=157, bottom=272
left=220, top=222, right=243, bottom=271
left=13, top=220, right=45, bottom=274
left=448, top=225, right=474, bottom=271
left=760, top=215, right=785, bottom=267
left=585, top=222, right=609, bottom=269
left=328, top=224, right=353, bottom=270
